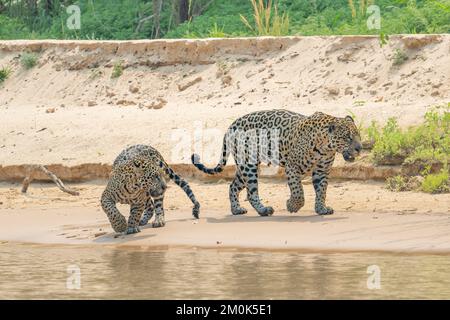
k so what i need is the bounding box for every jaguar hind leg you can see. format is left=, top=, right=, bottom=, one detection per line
left=242, top=164, right=274, bottom=216
left=229, top=172, right=247, bottom=215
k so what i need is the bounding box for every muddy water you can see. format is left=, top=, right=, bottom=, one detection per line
left=0, top=243, right=449, bottom=299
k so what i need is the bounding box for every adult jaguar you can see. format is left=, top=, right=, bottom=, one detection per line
left=191, top=110, right=361, bottom=216
left=101, top=144, right=200, bottom=234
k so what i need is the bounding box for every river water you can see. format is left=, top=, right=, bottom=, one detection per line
left=0, top=243, right=449, bottom=299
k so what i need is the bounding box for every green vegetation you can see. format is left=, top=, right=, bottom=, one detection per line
left=240, top=0, right=289, bottom=36
left=111, top=62, right=123, bottom=78
left=366, top=105, right=449, bottom=166
left=20, top=53, right=39, bottom=69
left=0, top=66, right=12, bottom=84
left=421, top=169, right=449, bottom=193
left=0, top=0, right=449, bottom=40
left=392, top=48, right=408, bottom=66
left=364, top=104, right=449, bottom=194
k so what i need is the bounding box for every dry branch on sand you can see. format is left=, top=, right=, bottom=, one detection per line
left=21, top=165, right=80, bottom=196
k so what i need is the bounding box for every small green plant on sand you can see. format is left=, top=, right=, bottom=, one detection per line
left=111, top=61, right=123, bottom=78
left=392, top=48, right=408, bottom=66
left=0, top=66, right=12, bottom=83
left=21, top=53, right=38, bottom=69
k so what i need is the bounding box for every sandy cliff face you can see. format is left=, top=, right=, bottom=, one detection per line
left=0, top=35, right=449, bottom=171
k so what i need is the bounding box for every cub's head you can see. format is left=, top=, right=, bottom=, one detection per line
left=327, top=115, right=362, bottom=162
left=132, top=158, right=167, bottom=197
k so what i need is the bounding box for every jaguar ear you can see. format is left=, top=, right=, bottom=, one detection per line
left=328, top=123, right=336, bottom=133
left=345, top=115, right=355, bottom=123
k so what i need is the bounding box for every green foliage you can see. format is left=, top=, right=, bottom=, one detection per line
left=0, top=15, right=30, bottom=39
left=240, top=0, right=290, bottom=36
left=111, top=61, right=123, bottom=79
left=207, top=23, right=228, bottom=38
left=392, top=48, right=408, bottom=66
left=1, top=0, right=450, bottom=40
left=421, top=168, right=449, bottom=193
left=369, top=105, right=450, bottom=166
left=0, top=66, right=12, bottom=84
left=21, top=53, right=39, bottom=69
left=379, top=32, right=390, bottom=47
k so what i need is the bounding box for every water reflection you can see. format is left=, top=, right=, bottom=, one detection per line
left=0, top=243, right=449, bottom=299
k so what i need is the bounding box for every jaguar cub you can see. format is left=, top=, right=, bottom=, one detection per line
left=101, top=144, right=200, bottom=234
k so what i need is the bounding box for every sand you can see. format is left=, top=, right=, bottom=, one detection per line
left=1, top=179, right=449, bottom=253
left=1, top=36, right=449, bottom=166
left=0, top=36, right=449, bottom=253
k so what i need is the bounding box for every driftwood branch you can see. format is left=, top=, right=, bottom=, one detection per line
left=21, top=165, right=80, bottom=196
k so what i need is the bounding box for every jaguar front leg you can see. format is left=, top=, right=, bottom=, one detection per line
left=285, top=164, right=305, bottom=213
left=139, top=197, right=154, bottom=226
left=126, top=202, right=145, bottom=234
left=312, top=156, right=335, bottom=215
left=101, top=194, right=127, bottom=233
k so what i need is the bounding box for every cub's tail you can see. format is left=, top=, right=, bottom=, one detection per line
left=162, top=163, right=200, bottom=219
left=191, top=135, right=230, bottom=175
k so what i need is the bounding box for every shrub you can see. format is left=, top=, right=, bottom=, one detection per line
left=0, top=66, right=12, bottom=84
left=370, top=105, right=450, bottom=166
left=21, top=53, right=39, bottom=69
left=421, top=169, right=449, bottom=193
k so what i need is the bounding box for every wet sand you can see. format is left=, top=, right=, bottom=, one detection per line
left=0, top=180, right=448, bottom=253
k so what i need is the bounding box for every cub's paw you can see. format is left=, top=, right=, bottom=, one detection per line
left=315, top=205, right=334, bottom=215
left=258, top=206, right=274, bottom=216
left=152, top=218, right=166, bottom=228
left=231, top=207, right=248, bottom=215
left=286, top=198, right=304, bottom=213
left=125, top=226, right=141, bottom=235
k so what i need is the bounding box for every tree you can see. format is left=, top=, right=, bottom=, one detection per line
left=153, top=0, right=163, bottom=38
left=179, top=0, right=189, bottom=23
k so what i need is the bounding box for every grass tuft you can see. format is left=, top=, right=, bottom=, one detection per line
left=21, top=53, right=39, bottom=69
left=0, top=66, right=12, bottom=84
left=392, top=48, right=408, bottom=66
left=240, top=0, right=289, bottom=36
left=111, top=62, right=123, bottom=79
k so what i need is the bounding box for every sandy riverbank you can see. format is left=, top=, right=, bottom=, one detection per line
left=1, top=179, right=448, bottom=253
left=0, top=36, right=449, bottom=253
